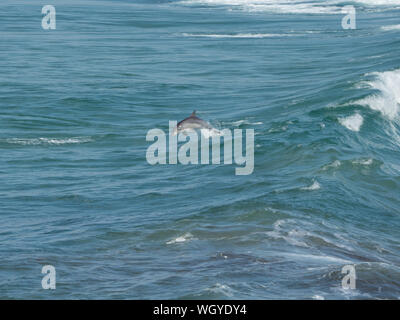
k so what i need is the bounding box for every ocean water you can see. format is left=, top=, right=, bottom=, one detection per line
left=0, top=0, right=400, bottom=300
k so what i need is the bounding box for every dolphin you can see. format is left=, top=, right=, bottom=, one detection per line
left=172, top=111, right=215, bottom=136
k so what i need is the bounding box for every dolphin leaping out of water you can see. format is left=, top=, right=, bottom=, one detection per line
left=172, top=111, right=216, bottom=136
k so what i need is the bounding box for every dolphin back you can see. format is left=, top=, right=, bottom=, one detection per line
left=177, top=111, right=213, bottom=130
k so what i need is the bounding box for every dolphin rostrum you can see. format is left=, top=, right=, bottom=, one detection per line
left=172, top=111, right=216, bottom=136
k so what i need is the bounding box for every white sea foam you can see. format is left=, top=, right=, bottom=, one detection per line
left=355, top=69, right=400, bottom=120
left=354, top=0, right=400, bottom=6
left=200, top=128, right=222, bottom=138
left=4, top=137, right=93, bottom=145
left=179, top=0, right=342, bottom=14
left=322, top=160, right=341, bottom=170
left=182, top=33, right=289, bottom=38
left=266, top=219, right=310, bottom=247
left=268, top=125, right=288, bottom=133
left=166, top=232, right=194, bottom=244
left=206, top=283, right=234, bottom=297
left=301, top=180, right=321, bottom=190
left=381, top=24, right=400, bottom=31
left=266, top=219, right=356, bottom=251
left=180, top=0, right=400, bottom=14
left=231, top=119, right=263, bottom=126
left=312, top=295, right=325, bottom=300
left=338, top=113, right=364, bottom=132
left=352, top=158, right=373, bottom=165
left=232, top=120, right=247, bottom=126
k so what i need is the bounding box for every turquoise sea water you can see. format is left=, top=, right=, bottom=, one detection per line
left=0, top=0, right=400, bottom=299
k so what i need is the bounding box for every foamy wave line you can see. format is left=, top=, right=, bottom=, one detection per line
left=182, top=33, right=291, bottom=38
left=381, top=24, right=400, bottom=31
left=266, top=219, right=356, bottom=251
left=179, top=0, right=400, bottom=14
left=4, top=137, right=93, bottom=145
left=355, top=0, right=400, bottom=6
left=352, top=158, right=373, bottom=165
left=301, top=180, right=321, bottom=191
left=285, top=253, right=352, bottom=264
left=245, top=3, right=341, bottom=14
left=179, top=0, right=342, bottom=14
left=166, top=232, right=194, bottom=244
left=230, top=119, right=263, bottom=126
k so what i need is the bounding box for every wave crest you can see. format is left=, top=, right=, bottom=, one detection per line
left=355, top=69, right=400, bottom=120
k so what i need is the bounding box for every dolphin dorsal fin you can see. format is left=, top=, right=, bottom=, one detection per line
left=190, top=110, right=196, bottom=117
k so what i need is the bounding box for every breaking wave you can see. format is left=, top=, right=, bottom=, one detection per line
left=355, top=69, right=400, bottom=120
